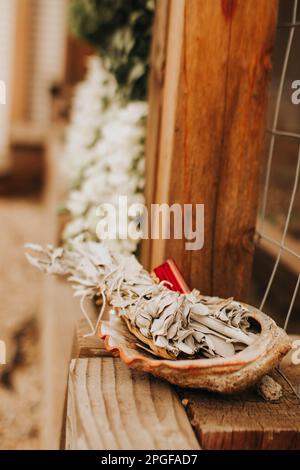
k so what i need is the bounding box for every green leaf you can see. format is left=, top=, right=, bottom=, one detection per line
left=68, top=0, right=154, bottom=101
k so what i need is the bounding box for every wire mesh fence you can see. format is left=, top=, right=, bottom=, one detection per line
left=254, top=0, right=300, bottom=332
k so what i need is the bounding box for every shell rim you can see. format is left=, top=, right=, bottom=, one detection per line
left=98, top=304, right=285, bottom=372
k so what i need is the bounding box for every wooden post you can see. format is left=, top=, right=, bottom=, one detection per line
left=145, top=0, right=278, bottom=300
left=10, top=0, right=34, bottom=124
left=141, top=0, right=170, bottom=268
left=64, top=35, right=94, bottom=86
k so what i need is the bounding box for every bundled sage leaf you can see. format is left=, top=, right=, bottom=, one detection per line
left=26, top=238, right=258, bottom=360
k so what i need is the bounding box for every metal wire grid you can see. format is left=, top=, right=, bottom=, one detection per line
left=256, top=0, right=300, bottom=331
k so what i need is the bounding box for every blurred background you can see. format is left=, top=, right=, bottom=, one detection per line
left=0, top=0, right=92, bottom=449
left=0, top=0, right=91, bottom=184
left=0, top=0, right=298, bottom=449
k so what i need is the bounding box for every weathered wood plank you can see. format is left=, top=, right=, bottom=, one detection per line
left=76, top=318, right=112, bottom=358
left=181, top=339, right=300, bottom=450
left=64, top=35, right=94, bottom=86
left=42, top=126, right=80, bottom=449
left=10, top=0, right=33, bottom=124
left=42, top=276, right=80, bottom=449
left=148, top=0, right=186, bottom=271
left=256, top=218, right=300, bottom=277
left=141, top=0, right=170, bottom=269
left=211, top=0, right=278, bottom=299
left=65, top=358, right=200, bottom=450
left=148, top=0, right=278, bottom=301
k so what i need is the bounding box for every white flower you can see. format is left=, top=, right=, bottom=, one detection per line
left=118, top=101, right=148, bottom=123
left=61, top=55, right=147, bottom=255
left=66, top=191, right=89, bottom=216
left=81, top=175, right=108, bottom=202
left=63, top=218, right=86, bottom=240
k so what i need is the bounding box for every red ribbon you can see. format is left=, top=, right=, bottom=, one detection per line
left=153, top=259, right=190, bottom=294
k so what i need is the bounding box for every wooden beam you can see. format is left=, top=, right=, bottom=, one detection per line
left=76, top=318, right=112, bottom=358
left=141, top=0, right=170, bottom=268
left=41, top=126, right=81, bottom=450
left=211, top=0, right=278, bottom=299
left=10, top=0, right=34, bottom=124
left=148, top=0, right=278, bottom=300
left=256, top=219, right=300, bottom=277
left=148, top=0, right=186, bottom=270
left=64, top=35, right=94, bottom=86
left=65, top=358, right=200, bottom=450
left=181, top=337, right=300, bottom=450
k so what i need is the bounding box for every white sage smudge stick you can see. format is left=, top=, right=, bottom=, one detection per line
left=25, top=237, right=259, bottom=360
left=192, top=316, right=255, bottom=346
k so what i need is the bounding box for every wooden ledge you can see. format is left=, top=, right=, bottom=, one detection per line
left=76, top=318, right=112, bottom=358
left=73, top=317, right=300, bottom=450
left=181, top=340, right=300, bottom=450
left=65, top=358, right=200, bottom=450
